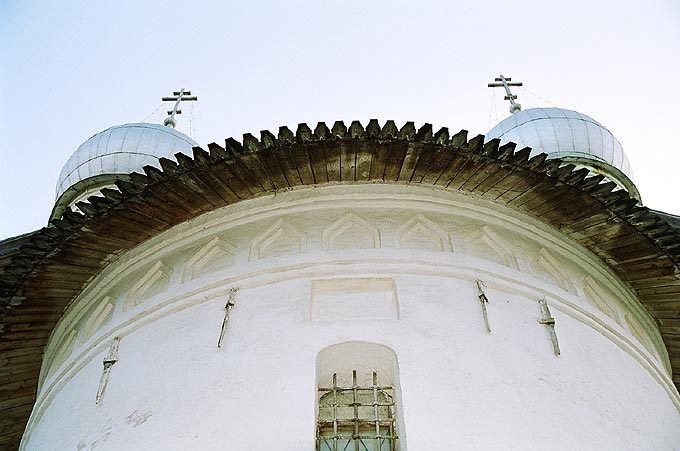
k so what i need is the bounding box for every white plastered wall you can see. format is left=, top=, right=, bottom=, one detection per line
left=22, top=184, right=680, bottom=450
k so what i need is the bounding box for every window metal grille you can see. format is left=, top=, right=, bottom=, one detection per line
left=317, top=370, right=398, bottom=451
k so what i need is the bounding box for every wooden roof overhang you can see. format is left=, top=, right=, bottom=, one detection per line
left=1, top=119, right=679, bottom=449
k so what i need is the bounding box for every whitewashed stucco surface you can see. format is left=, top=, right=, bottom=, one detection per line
left=22, top=185, right=680, bottom=450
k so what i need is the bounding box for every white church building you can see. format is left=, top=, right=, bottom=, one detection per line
left=1, top=85, right=680, bottom=450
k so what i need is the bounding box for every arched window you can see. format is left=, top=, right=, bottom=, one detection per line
left=316, top=342, right=402, bottom=451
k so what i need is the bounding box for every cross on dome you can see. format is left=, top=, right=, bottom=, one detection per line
left=161, top=88, right=198, bottom=128
left=488, top=75, right=523, bottom=114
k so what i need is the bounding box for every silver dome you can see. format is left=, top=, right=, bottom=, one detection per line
left=486, top=108, right=639, bottom=200
left=53, top=123, right=197, bottom=218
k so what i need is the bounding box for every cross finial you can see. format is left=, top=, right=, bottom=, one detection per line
left=161, top=88, right=198, bottom=128
left=488, top=75, right=523, bottom=114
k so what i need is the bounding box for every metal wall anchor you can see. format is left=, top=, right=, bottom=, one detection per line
left=95, top=337, right=120, bottom=404
left=217, top=287, right=238, bottom=348
left=475, top=279, right=492, bottom=333
left=538, top=298, right=560, bottom=356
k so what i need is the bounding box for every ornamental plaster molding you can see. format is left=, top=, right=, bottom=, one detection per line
left=79, top=296, right=115, bottom=343
left=582, top=276, right=623, bottom=327
left=464, top=225, right=519, bottom=269
left=45, top=329, right=77, bottom=380
left=182, top=237, right=236, bottom=283
left=532, top=248, right=575, bottom=294
left=249, top=218, right=307, bottom=261
left=625, top=312, right=656, bottom=358
left=395, top=214, right=452, bottom=252
left=322, top=212, right=380, bottom=251
left=124, top=260, right=173, bottom=311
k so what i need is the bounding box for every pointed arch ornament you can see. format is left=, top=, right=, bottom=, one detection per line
left=322, top=212, right=380, bottom=251
left=249, top=218, right=307, bottom=261
left=182, top=236, right=236, bottom=282
left=395, top=214, right=452, bottom=252
left=124, top=260, right=173, bottom=311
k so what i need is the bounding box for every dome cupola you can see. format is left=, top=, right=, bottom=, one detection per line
left=52, top=123, right=197, bottom=219
left=486, top=107, right=640, bottom=201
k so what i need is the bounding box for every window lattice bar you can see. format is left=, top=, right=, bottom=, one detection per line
left=317, top=370, right=398, bottom=451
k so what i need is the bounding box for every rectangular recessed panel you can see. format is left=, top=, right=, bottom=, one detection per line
left=311, top=278, right=399, bottom=321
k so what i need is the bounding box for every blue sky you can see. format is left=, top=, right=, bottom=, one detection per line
left=1, top=0, right=679, bottom=239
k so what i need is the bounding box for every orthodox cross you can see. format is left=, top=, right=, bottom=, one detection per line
left=475, top=279, right=492, bottom=333
left=161, top=88, right=198, bottom=128
left=95, top=337, right=120, bottom=404
left=538, top=298, right=560, bottom=356
left=488, top=75, right=523, bottom=114
left=217, top=287, right=238, bottom=348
